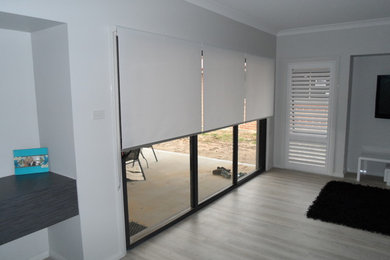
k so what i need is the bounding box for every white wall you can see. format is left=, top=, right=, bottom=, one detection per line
left=31, top=24, right=83, bottom=260
left=0, top=28, right=40, bottom=178
left=275, top=24, right=390, bottom=177
left=32, top=24, right=77, bottom=179
left=49, top=216, right=83, bottom=260
left=0, top=28, right=50, bottom=260
left=0, top=22, right=83, bottom=259
left=0, top=230, right=49, bottom=260
left=0, top=1, right=275, bottom=259
left=347, top=55, right=390, bottom=175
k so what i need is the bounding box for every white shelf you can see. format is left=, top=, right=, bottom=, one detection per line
left=357, top=152, right=390, bottom=181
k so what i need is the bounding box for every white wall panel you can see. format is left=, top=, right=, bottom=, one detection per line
left=0, top=29, right=40, bottom=178
left=245, top=55, right=275, bottom=121
left=0, top=230, right=49, bottom=260
left=117, top=27, right=201, bottom=148
left=203, top=46, right=245, bottom=131
left=31, top=24, right=83, bottom=260
left=32, top=24, right=77, bottom=179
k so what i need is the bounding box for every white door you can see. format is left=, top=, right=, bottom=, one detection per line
left=286, top=61, right=336, bottom=174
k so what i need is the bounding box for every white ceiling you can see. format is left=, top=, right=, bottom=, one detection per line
left=184, top=0, right=390, bottom=35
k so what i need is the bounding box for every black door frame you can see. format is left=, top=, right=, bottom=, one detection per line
left=121, top=119, right=267, bottom=249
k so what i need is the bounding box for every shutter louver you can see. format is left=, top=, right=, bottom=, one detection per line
left=289, top=68, right=330, bottom=137
left=287, top=62, right=335, bottom=173
left=288, top=141, right=327, bottom=167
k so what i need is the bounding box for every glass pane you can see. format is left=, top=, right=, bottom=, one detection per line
left=238, top=121, right=258, bottom=180
left=126, top=137, right=190, bottom=242
left=198, top=127, right=233, bottom=202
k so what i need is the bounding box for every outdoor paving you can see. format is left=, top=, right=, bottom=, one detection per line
left=126, top=148, right=255, bottom=232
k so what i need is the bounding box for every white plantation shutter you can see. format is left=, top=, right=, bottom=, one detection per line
left=286, top=62, right=336, bottom=174
left=289, top=68, right=330, bottom=136
left=288, top=141, right=327, bottom=167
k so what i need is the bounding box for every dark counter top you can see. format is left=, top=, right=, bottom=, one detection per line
left=0, top=172, right=78, bottom=245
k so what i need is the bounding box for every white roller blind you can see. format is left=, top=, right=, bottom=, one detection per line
left=245, top=55, right=275, bottom=121
left=117, top=27, right=201, bottom=148
left=203, top=46, right=245, bottom=131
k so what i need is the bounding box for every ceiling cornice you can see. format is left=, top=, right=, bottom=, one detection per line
left=277, top=17, right=390, bottom=36
left=185, top=0, right=390, bottom=37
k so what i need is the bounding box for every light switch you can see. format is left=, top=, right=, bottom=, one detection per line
left=93, top=110, right=105, bottom=120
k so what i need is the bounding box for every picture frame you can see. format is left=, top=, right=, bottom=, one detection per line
left=13, top=148, right=49, bottom=175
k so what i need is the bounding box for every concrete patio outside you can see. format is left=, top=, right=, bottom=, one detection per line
left=126, top=147, right=256, bottom=240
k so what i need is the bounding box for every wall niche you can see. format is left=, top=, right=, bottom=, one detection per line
left=0, top=11, right=83, bottom=260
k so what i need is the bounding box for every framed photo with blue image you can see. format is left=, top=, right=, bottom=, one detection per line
left=13, top=148, right=49, bottom=175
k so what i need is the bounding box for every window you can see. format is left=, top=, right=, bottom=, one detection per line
left=117, top=27, right=271, bottom=248
left=198, top=127, right=233, bottom=202
left=237, top=121, right=258, bottom=179
left=122, top=119, right=267, bottom=248
left=125, top=138, right=190, bottom=242
left=286, top=61, right=336, bottom=174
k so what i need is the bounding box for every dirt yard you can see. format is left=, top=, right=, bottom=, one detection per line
left=154, top=127, right=257, bottom=165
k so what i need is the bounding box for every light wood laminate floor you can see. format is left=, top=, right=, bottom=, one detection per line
left=122, top=168, right=390, bottom=260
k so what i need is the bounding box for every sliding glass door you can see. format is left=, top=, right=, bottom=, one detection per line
left=124, top=138, right=191, bottom=242
left=122, top=119, right=267, bottom=247
left=198, top=126, right=234, bottom=203
left=237, top=121, right=258, bottom=180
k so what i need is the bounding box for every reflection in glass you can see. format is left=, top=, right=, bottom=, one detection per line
left=238, top=121, right=258, bottom=180
left=126, top=137, right=190, bottom=242
left=198, top=127, right=233, bottom=202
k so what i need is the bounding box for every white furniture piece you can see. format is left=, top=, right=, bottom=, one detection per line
left=357, top=153, right=390, bottom=182
left=385, top=164, right=390, bottom=186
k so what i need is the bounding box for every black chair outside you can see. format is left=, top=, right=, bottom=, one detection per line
left=150, top=145, right=158, bottom=162
left=123, top=148, right=146, bottom=180
left=141, top=145, right=158, bottom=163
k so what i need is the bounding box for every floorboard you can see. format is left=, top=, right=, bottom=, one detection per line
left=122, top=168, right=390, bottom=260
